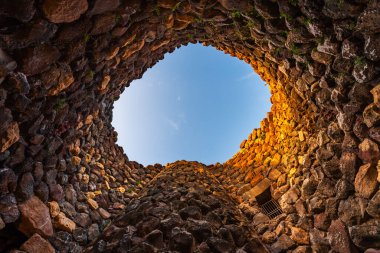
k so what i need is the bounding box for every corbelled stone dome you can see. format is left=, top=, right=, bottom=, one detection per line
left=0, top=0, right=379, bottom=252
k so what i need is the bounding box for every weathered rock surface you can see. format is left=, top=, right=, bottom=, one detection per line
left=20, top=233, right=55, bottom=253
left=0, top=121, right=19, bottom=153
left=42, top=0, right=88, bottom=23
left=18, top=196, right=54, bottom=237
left=355, top=163, right=379, bottom=198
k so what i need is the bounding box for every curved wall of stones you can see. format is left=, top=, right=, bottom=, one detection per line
left=0, top=0, right=379, bottom=252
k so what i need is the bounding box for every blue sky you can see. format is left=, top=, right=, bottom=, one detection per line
left=112, top=43, right=271, bottom=166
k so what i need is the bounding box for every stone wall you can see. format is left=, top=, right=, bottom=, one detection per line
left=0, top=0, right=379, bottom=252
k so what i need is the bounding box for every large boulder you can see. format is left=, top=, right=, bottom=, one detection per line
left=18, top=196, right=54, bottom=237
left=42, top=0, right=88, bottom=23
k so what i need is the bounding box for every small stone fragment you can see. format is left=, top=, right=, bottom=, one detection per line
left=49, top=201, right=60, bottom=218
left=170, top=230, right=195, bottom=253
left=20, top=233, right=56, bottom=253
left=359, top=138, right=380, bottom=164
left=54, top=212, right=76, bottom=233
left=0, top=194, right=20, bottom=223
left=355, top=163, right=378, bottom=198
left=352, top=60, right=376, bottom=83
left=0, top=121, right=20, bottom=153
left=349, top=221, right=380, bottom=249
left=363, top=104, right=380, bottom=128
left=366, top=190, right=380, bottom=218
left=290, top=226, right=309, bottom=245
left=72, top=156, right=81, bottom=166
left=87, top=198, right=99, bottom=210
left=271, top=234, right=295, bottom=253
left=88, top=0, right=119, bottom=16
left=0, top=0, right=35, bottom=22
left=0, top=167, right=17, bottom=195
left=328, top=220, right=353, bottom=253
left=98, top=208, right=111, bottom=219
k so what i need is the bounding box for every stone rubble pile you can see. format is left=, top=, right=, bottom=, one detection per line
left=84, top=161, right=268, bottom=253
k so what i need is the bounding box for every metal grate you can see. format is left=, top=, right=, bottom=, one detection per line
left=260, top=199, right=283, bottom=219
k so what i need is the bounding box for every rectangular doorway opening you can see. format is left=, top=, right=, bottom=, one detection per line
left=256, top=187, right=283, bottom=219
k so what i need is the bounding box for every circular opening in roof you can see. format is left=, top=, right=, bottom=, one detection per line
left=112, top=43, right=271, bottom=166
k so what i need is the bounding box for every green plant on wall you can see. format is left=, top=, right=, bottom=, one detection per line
left=234, top=27, right=245, bottom=41
left=83, top=34, right=91, bottom=43
left=301, top=17, right=312, bottom=25
left=246, top=20, right=255, bottom=28
left=247, top=8, right=260, bottom=18
left=289, top=0, right=298, bottom=6
left=154, top=5, right=161, bottom=16
left=231, top=11, right=241, bottom=19
left=194, top=17, right=202, bottom=23
left=86, top=70, right=95, bottom=80
left=354, top=56, right=366, bottom=66
left=315, top=37, right=324, bottom=45
left=54, top=98, right=66, bottom=110
left=348, top=21, right=356, bottom=30
left=274, top=47, right=282, bottom=56
left=326, top=0, right=344, bottom=9
left=291, top=44, right=301, bottom=55
left=280, top=31, right=288, bottom=38
left=172, top=2, right=181, bottom=11
left=298, top=61, right=307, bottom=70
left=280, top=12, right=292, bottom=21
left=115, top=14, right=121, bottom=24
left=126, top=180, right=142, bottom=193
